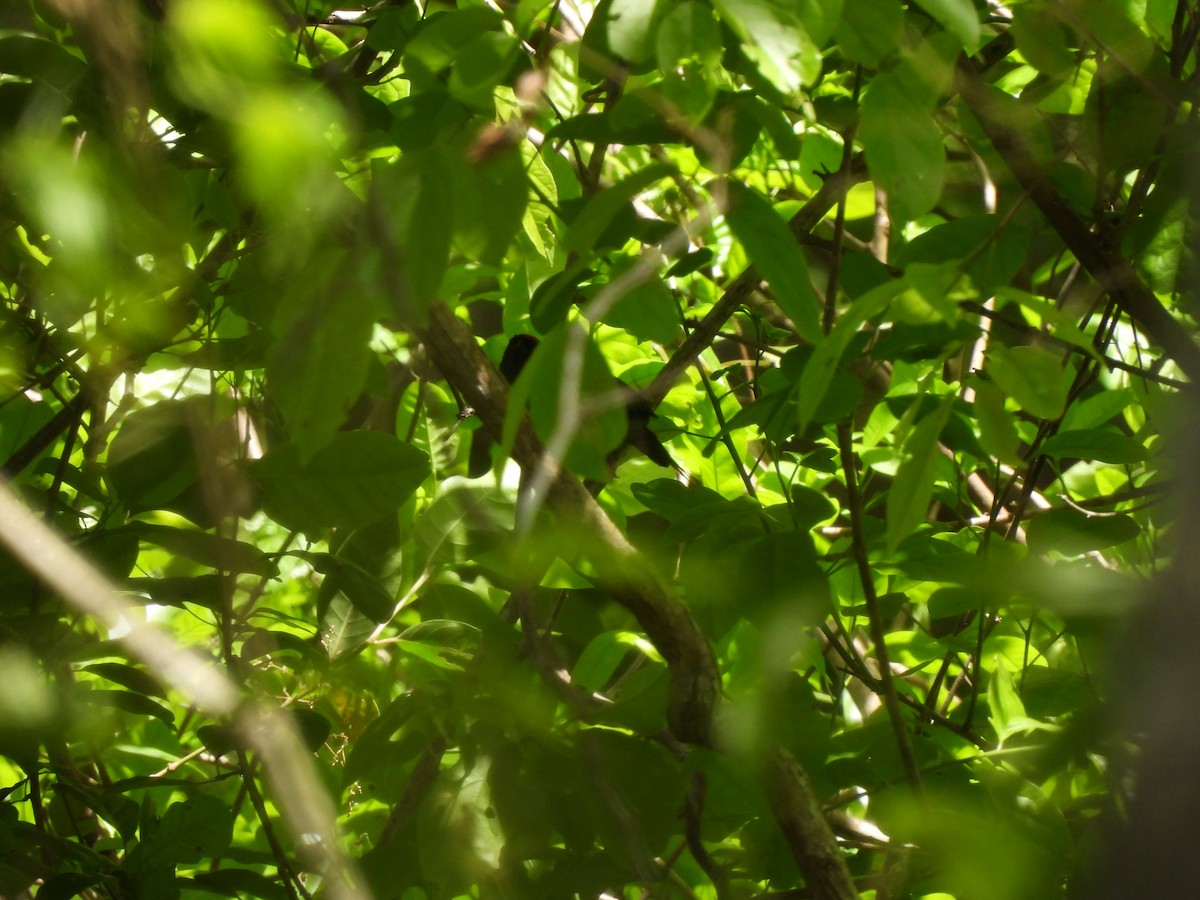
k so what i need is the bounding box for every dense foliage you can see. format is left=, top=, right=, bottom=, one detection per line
left=0, top=0, right=1194, bottom=897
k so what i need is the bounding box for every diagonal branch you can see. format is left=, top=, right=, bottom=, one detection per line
left=955, top=57, right=1200, bottom=381
left=420, top=302, right=720, bottom=744
left=645, top=157, right=869, bottom=409
left=419, top=303, right=857, bottom=898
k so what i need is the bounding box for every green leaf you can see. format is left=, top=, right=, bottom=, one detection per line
left=988, top=663, right=1040, bottom=742
left=985, top=345, right=1070, bottom=420
left=266, top=252, right=380, bottom=460
left=1011, top=5, right=1077, bottom=77
left=913, top=0, right=980, bottom=52
left=594, top=265, right=681, bottom=344
left=667, top=247, right=714, bottom=276
left=656, top=2, right=723, bottom=73
left=251, top=431, right=430, bottom=534
left=141, top=795, right=233, bottom=867
left=1026, top=509, right=1140, bottom=556
left=973, top=379, right=1021, bottom=465
left=379, top=150, right=453, bottom=310
left=529, top=263, right=593, bottom=334
left=860, top=68, right=945, bottom=224
left=833, top=0, right=903, bottom=66
left=724, top=181, right=821, bottom=342
left=712, top=0, right=820, bottom=94
left=81, top=663, right=165, bottom=699
left=604, top=0, right=667, bottom=65
left=563, top=164, right=672, bottom=255
left=132, top=524, right=275, bottom=576
left=895, top=215, right=1031, bottom=298
left=798, top=277, right=905, bottom=431
left=85, top=690, right=175, bottom=726
left=106, top=399, right=206, bottom=511
left=452, top=144, right=529, bottom=266
left=0, top=394, right=55, bottom=472
left=886, top=394, right=955, bottom=554
left=524, top=328, right=628, bottom=480
left=1039, top=428, right=1148, bottom=464
left=298, top=550, right=396, bottom=623
left=186, top=869, right=288, bottom=900
left=0, top=33, right=88, bottom=92
left=448, top=31, right=520, bottom=108
left=573, top=631, right=662, bottom=691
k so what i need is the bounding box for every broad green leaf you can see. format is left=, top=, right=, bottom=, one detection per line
left=299, top=550, right=396, bottom=623
left=594, top=264, right=682, bottom=344
left=85, top=690, right=174, bottom=726
left=320, top=591, right=375, bottom=658
left=524, top=327, right=628, bottom=480
left=724, top=181, right=821, bottom=342
left=656, top=2, right=723, bottom=73
left=1026, top=509, right=1140, bottom=556
left=656, top=1, right=723, bottom=122
left=81, top=664, right=166, bottom=699
left=452, top=144, right=528, bottom=266
left=985, top=345, right=1070, bottom=420
left=379, top=150, right=453, bottom=310
left=890, top=262, right=962, bottom=325
left=1011, top=5, right=1077, bottom=77
left=860, top=69, right=945, bottom=224
left=798, top=277, right=905, bottom=431
left=267, top=252, right=380, bottom=460
left=914, top=0, right=980, bottom=52
left=232, top=90, right=346, bottom=227
left=886, top=394, right=955, bottom=554
left=563, top=164, right=672, bottom=254
left=448, top=31, right=520, bottom=109
left=133, top=524, right=274, bottom=576
left=251, top=431, right=430, bottom=534
left=605, top=0, right=666, bottom=65
left=0, top=33, right=88, bottom=92
left=988, top=663, right=1040, bottom=743
left=795, top=0, right=844, bottom=45
left=0, top=393, right=54, bottom=473
left=895, top=215, right=1031, bottom=298
left=106, top=399, right=209, bottom=511
left=402, top=7, right=503, bottom=75
left=833, top=0, right=903, bottom=66
left=1060, top=389, right=1135, bottom=432
left=713, top=0, right=821, bottom=94
left=187, top=870, right=288, bottom=900
left=972, top=379, right=1021, bottom=465
left=140, top=795, right=233, bottom=867
left=996, top=288, right=1103, bottom=362
left=574, top=631, right=637, bottom=691
left=1040, top=428, right=1148, bottom=464
left=529, top=263, right=593, bottom=334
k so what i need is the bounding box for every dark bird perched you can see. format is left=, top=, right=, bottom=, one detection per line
left=468, top=334, right=682, bottom=478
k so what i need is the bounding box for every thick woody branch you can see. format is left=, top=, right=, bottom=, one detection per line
left=420, top=302, right=720, bottom=744
left=421, top=304, right=858, bottom=898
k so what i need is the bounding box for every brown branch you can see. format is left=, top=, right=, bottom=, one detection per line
left=764, top=748, right=860, bottom=900
left=419, top=302, right=720, bottom=744
left=645, top=157, right=869, bottom=408
left=419, top=303, right=858, bottom=898
left=955, top=57, right=1200, bottom=381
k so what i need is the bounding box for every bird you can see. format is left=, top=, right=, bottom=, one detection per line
left=468, top=334, right=682, bottom=478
